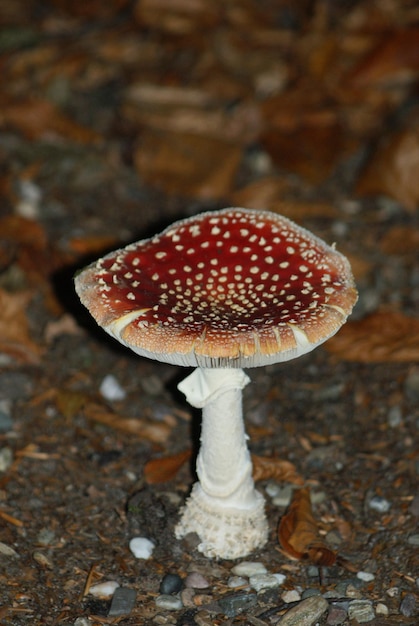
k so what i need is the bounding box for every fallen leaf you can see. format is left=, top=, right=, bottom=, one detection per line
left=144, top=449, right=192, bottom=484
left=346, top=28, right=419, bottom=88
left=356, top=110, right=419, bottom=211
left=83, top=403, right=171, bottom=444
left=326, top=310, right=419, bottom=362
left=134, top=129, right=242, bottom=199
left=0, top=98, right=100, bottom=144
left=251, top=454, right=304, bottom=486
left=0, top=288, right=42, bottom=363
left=380, top=225, right=419, bottom=256
left=68, top=235, right=121, bottom=256
left=278, top=487, right=337, bottom=566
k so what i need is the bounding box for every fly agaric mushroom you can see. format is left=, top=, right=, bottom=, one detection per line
left=74, top=208, right=357, bottom=559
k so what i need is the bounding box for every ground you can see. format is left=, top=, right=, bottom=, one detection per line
left=0, top=1, right=418, bottom=625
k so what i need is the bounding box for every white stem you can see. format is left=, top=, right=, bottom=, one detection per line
left=176, top=368, right=268, bottom=559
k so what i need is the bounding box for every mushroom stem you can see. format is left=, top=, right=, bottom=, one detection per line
left=175, top=368, right=268, bottom=559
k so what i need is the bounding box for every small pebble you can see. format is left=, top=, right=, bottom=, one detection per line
left=74, top=619, right=91, bottom=626
left=272, top=573, right=286, bottom=585
left=387, top=405, right=403, bottom=427
left=100, top=374, right=126, bottom=401
left=180, top=587, right=196, bottom=607
left=269, top=484, right=293, bottom=507
left=218, top=591, right=257, bottom=617
left=400, top=593, right=416, bottom=617
left=375, top=602, right=389, bottom=616
left=37, top=528, right=56, bottom=546
left=326, top=605, right=348, bottom=625
left=33, top=551, right=53, bottom=569
left=0, top=541, right=18, bottom=558
left=301, top=589, right=321, bottom=599
left=230, top=561, right=267, bottom=577
left=347, top=599, right=375, bottom=623
left=356, top=571, right=375, bottom=582
left=408, top=494, right=419, bottom=516
left=407, top=534, right=419, bottom=546
left=282, top=589, right=302, bottom=603
left=386, top=586, right=400, bottom=598
left=155, top=594, right=183, bottom=611
left=0, top=446, right=13, bottom=471
left=368, top=495, right=391, bottom=513
left=89, top=581, right=120, bottom=599
left=129, top=536, right=155, bottom=559
left=278, top=595, right=328, bottom=626
left=108, top=587, right=136, bottom=617
left=227, top=576, right=248, bottom=588
left=249, top=573, right=281, bottom=592
left=160, top=573, right=183, bottom=595
left=185, top=572, right=209, bottom=589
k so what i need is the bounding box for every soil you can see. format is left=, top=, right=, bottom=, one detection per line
left=0, top=1, right=418, bottom=625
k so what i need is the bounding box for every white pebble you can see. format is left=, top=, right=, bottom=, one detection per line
left=89, top=581, right=120, bottom=598
left=369, top=495, right=391, bottom=513
left=272, top=573, right=287, bottom=585
left=227, top=575, right=248, bottom=588
left=376, top=603, right=389, bottom=616
left=357, top=571, right=375, bottom=582
left=249, top=574, right=281, bottom=592
left=100, top=374, right=126, bottom=401
left=231, top=561, right=267, bottom=577
left=129, top=537, right=155, bottom=559
left=155, top=594, right=183, bottom=610
left=386, top=586, right=400, bottom=598
left=282, top=589, right=302, bottom=603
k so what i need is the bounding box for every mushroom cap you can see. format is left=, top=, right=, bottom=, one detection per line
left=75, top=207, right=357, bottom=368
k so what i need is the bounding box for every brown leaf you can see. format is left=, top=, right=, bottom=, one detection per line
left=251, top=454, right=304, bottom=486
left=356, top=111, right=419, bottom=211
left=0, top=288, right=43, bottom=363
left=0, top=98, right=100, bottom=144
left=326, top=310, right=419, bottom=363
left=134, top=129, right=242, bottom=199
left=380, top=225, right=419, bottom=256
left=84, top=403, right=171, bottom=444
left=347, top=28, right=419, bottom=88
left=144, top=449, right=192, bottom=484
left=278, top=487, right=337, bottom=566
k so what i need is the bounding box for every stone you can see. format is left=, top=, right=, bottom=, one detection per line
left=160, top=573, right=183, bottom=595
left=356, top=571, right=375, bottom=582
left=108, top=587, right=136, bottom=616
left=89, top=581, right=120, bottom=598
left=129, top=536, right=155, bottom=559
left=326, top=605, right=348, bottom=625
left=184, top=572, right=209, bottom=589
left=248, top=573, right=280, bottom=592
left=347, top=599, right=375, bottom=623
left=277, top=595, right=328, bottom=626
left=230, top=561, right=267, bottom=577
left=400, top=593, right=416, bottom=617
left=218, top=591, right=257, bottom=617
left=368, top=495, right=391, bottom=513
left=155, top=594, right=183, bottom=611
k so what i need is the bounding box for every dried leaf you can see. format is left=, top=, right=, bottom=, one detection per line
left=134, top=129, right=242, bottom=199
left=347, top=28, right=419, bottom=88
left=380, top=226, right=419, bottom=256
left=83, top=403, right=171, bottom=444
left=0, top=288, right=42, bottom=363
left=251, top=454, right=304, bottom=486
left=0, top=98, right=100, bottom=144
left=278, top=487, right=337, bottom=566
left=144, top=449, right=192, bottom=484
left=326, top=310, right=419, bottom=363
left=356, top=112, right=419, bottom=211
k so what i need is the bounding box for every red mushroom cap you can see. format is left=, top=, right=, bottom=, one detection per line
left=75, top=208, right=357, bottom=367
